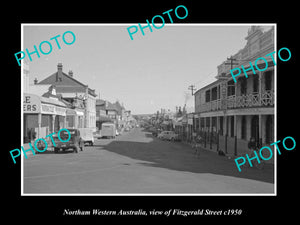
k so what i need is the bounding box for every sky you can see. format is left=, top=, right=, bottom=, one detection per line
left=23, top=24, right=273, bottom=114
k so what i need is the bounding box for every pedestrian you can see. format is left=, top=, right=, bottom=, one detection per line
left=248, top=137, right=256, bottom=151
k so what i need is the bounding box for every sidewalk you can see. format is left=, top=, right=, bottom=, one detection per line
left=181, top=140, right=274, bottom=165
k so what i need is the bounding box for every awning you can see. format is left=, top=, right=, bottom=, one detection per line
left=66, top=109, right=84, bottom=116
left=24, top=93, right=67, bottom=116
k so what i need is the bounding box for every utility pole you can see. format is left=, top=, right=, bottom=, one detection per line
left=188, top=85, right=196, bottom=96
left=225, top=56, right=239, bottom=69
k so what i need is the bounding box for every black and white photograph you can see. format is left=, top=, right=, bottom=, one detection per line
left=4, top=2, right=298, bottom=223
left=21, top=24, right=275, bottom=195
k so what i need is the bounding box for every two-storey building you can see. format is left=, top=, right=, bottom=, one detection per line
left=36, top=63, right=97, bottom=131
left=194, top=26, right=275, bottom=157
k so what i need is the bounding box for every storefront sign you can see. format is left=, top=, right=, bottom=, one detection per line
left=56, top=106, right=66, bottom=116
left=41, top=104, right=55, bottom=114
left=41, top=104, right=66, bottom=116
left=23, top=94, right=40, bottom=113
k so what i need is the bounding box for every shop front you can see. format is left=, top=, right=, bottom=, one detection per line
left=66, top=108, right=85, bottom=129
left=23, top=94, right=40, bottom=143
left=23, top=93, right=67, bottom=143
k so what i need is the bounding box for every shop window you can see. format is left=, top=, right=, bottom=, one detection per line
left=251, top=115, right=259, bottom=144
left=66, top=115, right=74, bottom=128
left=206, top=117, right=210, bottom=130
left=219, top=116, right=223, bottom=135
left=230, top=116, right=234, bottom=137
left=265, top=115, right=274, bottom=144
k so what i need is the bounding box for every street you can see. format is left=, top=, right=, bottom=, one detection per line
left=23, top=127, right=274, bottom=194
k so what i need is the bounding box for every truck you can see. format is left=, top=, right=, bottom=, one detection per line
left=78, top=128, right=94, bottom=146
left=101, top=122, right=116, bottom=139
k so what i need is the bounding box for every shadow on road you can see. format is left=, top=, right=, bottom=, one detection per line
left=95, top=130, right=274, bottom=184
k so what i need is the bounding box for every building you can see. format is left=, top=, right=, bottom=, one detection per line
left=23, top=85, right=68, bottom=143
left=96, top=99, right=134, bottom=132
left=36, top=63, right=97, bottom=131
left=95, top=99, right=113, bottom=130
left=194, top=26, right=275, bottom=157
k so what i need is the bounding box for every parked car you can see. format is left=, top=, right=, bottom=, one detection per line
left=157, top=131, right=180, bottom=141
left=149, top=127, right=157, bottom=133
left=152, top=128, right=161, bottom=137
left=53, top=129, right=84, bottom=153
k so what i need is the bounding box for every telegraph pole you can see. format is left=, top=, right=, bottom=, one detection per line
left=188, top=85, right=196, bottom=96
left=225, top=56, right=239, bottom=69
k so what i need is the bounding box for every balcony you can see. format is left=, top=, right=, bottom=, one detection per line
left=227, top=90, right=274, bottom=109
left=198, top=90, right=274, bottom=113
left=198, top=99, right=222, bottom=112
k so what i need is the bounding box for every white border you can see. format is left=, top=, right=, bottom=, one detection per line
left=21, top=23, right=277, bottom=196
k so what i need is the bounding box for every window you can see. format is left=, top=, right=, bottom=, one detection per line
left=240, top=77, right=247, bottom=95
left=230, top=116, right=234, bottom=137
left=264, top=70, right=272, bottom=91
left=227, top=80, right=235, bottom=96
left=205, top=90, right=210, bottom=102
left=253, top=76, right=259, bottom=93
left=211, top=87, right=218, bottom=101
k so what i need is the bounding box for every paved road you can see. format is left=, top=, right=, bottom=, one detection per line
left=23, top=128, right=274, bottom=194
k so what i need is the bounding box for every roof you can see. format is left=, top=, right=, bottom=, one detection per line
left=106, top=101, right=118, bottom=111
left=38, top=69, right=97, bottom=97
left=96, top=99, right=106, bottom=106
left=40, top=96, right=67, bottom=107
left=55, top=85, right=86, bottom=93
left=38, top=70, right=86, bottom=87
left=194, top=79, right=222, bottom=95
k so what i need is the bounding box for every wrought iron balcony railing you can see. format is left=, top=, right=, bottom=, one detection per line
left=197, top=90, right=274, bottom=113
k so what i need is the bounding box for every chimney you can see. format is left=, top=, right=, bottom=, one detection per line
left=68, top=70, right=73, bottom=77
left=34, top=78, right=38, bottom=84
left=56, top=63, right=63, bottom=82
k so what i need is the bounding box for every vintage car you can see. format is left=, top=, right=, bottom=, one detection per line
left=157, top=131, right=180, bottom=141
left=53, top=128, right=84, bottom=153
